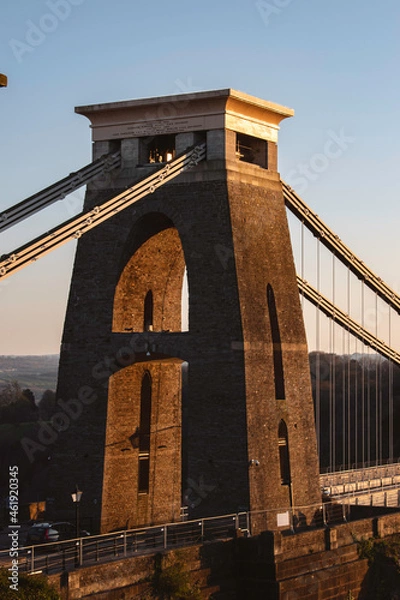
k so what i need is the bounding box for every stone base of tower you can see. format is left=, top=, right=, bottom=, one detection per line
left=236, top=511, right=400, bottom=599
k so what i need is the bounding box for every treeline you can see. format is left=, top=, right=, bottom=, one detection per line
left=0, top=382, right=56, bottom=423
left=0, top=355, right=399, bottom=500
left=0, top=382, right=57, bottom=502
left=0, top=355, right=58, bottom=400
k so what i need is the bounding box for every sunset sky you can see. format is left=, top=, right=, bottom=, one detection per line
left=0, top=0, right=399, bottom=354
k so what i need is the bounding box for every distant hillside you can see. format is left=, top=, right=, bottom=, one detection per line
left=0, top=355, right=59, bottom=402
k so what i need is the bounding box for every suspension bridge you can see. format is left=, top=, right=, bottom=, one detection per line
left=2, top=88, right=400, bottom=600
left=285, top=182, right=399, bottom=479
left=1, top=140, right=398, bottom=500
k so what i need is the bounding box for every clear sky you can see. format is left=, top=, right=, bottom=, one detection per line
left=0, top=0, right=399, bottom=355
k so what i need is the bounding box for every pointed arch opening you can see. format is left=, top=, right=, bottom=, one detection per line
left=278, top=420, right=291, bottom=486
left=267, top=284, right=285, bottom=400
left=181, top=267, right=189, bottom=332
left=138, top=372, right=152, bottom=493
left=113, top=221, right=187, bottom=333
left=143, top=290, right=154, bottom=332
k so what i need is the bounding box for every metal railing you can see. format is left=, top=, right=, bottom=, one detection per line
left=0, top=511, right=247, bottom=575
left=320, top=457, right=400, bottom=476
left=320, top=462, right=400, bottom=492
left=0, top=500, right=367, bottom=576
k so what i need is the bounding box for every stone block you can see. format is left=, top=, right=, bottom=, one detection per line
left=121, top=137, right=140, bottom=167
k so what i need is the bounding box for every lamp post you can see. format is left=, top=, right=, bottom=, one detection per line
left=71, top=485, right=83, bottom=539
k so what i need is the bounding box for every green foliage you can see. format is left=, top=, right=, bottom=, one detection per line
left=0, top=567, right=60, bottom=599
left=151, top=555, right=202, bottom=600
left=357, top=535, right=400, bottom=599
left=0, top=382, right=38, bottom=423
left=38, top=389, right=57, bottom=420
left=0, top=381, right=23, bottom=406
left=357, top=536, right=376, bottom=562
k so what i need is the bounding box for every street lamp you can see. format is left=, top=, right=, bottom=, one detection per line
left=71, top=485, right=83, bottom=538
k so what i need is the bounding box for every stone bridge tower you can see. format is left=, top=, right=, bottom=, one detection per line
left=52, top=89, right=321, bottom=533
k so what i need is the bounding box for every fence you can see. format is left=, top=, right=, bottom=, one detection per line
left=0, top=499, right=387, bottom=576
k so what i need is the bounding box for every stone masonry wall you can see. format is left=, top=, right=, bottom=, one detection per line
left=102, top=359, right=183, bottom=531
left=47, top=512, right=400, bottom=599
left=52, top=153, right=320, bottom=533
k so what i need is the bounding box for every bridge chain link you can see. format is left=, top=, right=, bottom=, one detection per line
left=0, top=144, right=206, bottom=279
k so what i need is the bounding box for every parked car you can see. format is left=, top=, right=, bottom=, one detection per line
left=25, top=521, right=90, bottom=545
left=25, top=522, right=59, bottom=545
left=51, top=521, right=90, bottom=540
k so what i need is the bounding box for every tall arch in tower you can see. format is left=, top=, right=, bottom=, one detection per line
left=52, top=89, right=320, bottom=533
left=101, top=215, right=187, bottom=530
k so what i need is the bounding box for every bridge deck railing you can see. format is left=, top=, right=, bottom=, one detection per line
left=320, top=461, right=400, bottom=489
left=0, top=501, right=364, bottom=576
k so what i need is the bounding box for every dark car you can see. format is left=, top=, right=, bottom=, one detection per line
left=51, top=521, right=90, bottom=540
left=25, top=521, right=90, bottom=546
left=25, top=522, right=59, bottom=545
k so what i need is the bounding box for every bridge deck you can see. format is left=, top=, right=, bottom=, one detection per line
left=320, top=464, right=400, bottom=503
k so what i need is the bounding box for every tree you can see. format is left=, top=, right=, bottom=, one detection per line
left=22, top=388, right=36, bottom=410
left=0, top=381, right=23, bottom=407
left=0, top=567, right=60, bottom=599
left=38, top=389, right=57, bottom=420
left=0, top=383, right=38, bottom=423
left=151, top=555, right=201, bottom=599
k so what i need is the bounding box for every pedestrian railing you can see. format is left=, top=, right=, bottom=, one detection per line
left=0, top=498, right=394, bottom=576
